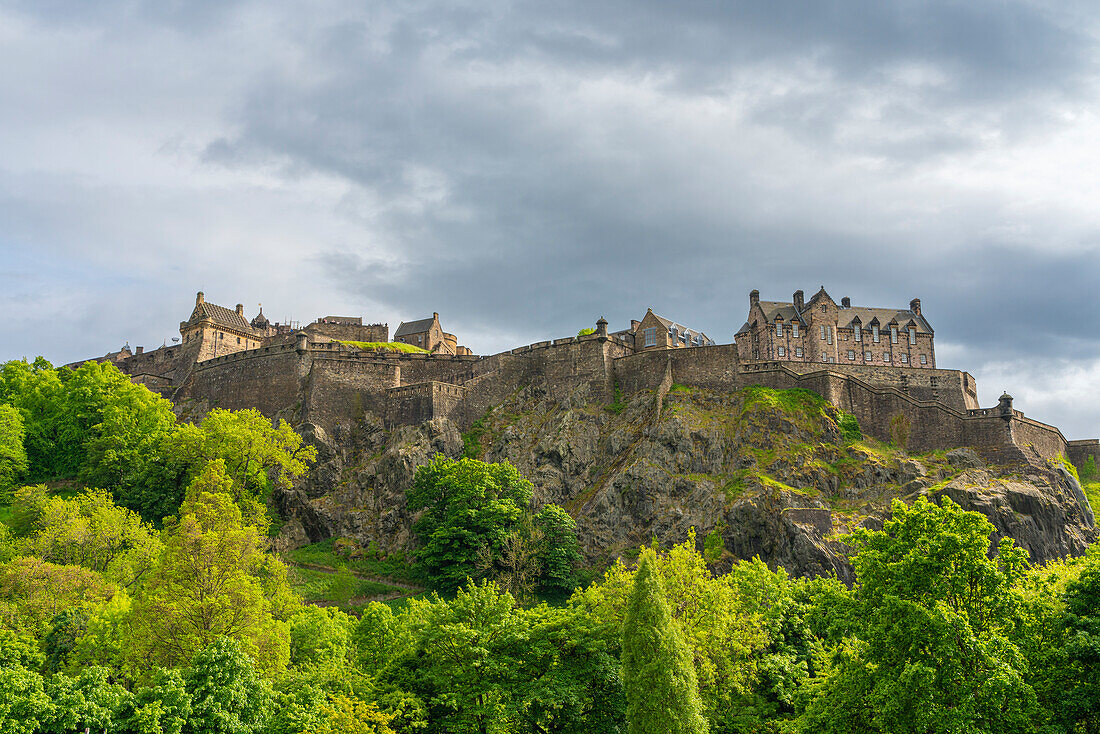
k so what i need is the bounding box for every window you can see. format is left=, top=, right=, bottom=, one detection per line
left=795, top=347, right=803, bottom=357
left=644, top=328, right=657, bottom=347
left=909, top=327, right=917, bottom=345
left=827, top=326, right=833, bottom=345
left=820, top=325, right=826, bottom=340
left=777, top=346, right=786, bottom=357
left=920, top=354, right=928, bottom=365
left=236, top=337, right=241, bottom=344
left=821, top=304, right=827, bottom=313
left=864, top=351, right=872, bottom=361
left=872, top=325, right=880, bottom=343
left=822, top=355, right=829, bottom=363
left=776, top=322, right=783, bottom=338
left=792, top=323, right=799, bottom=338
left=900, top=354, right=909, bottom=363
left=848, top=350, right=855, bottom=360
left=855, top=324, right=861, bottom=342
left=418, top=335, right=423, bottom=344
left=884, top=352, right=891, bottom=362
left=891, top=327, right=898, bottom=344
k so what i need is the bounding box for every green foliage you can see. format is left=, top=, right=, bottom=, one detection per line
left=836, top=411, right=862, bottom=442
left=741, top=386, right=826, bottom=414
left=0, top=663, right=50, bottom=734
left=621, top=550, right=708, bottom=734
left=0, top=405, right=27, bottom=496
left=41, top=665, right=130, bottom=734
left=888, top=412, right=911, bottom=449
left=338, top=341, right=429, bottom=354
left=606, top=382, right=626, bottom=414
left=126, top=463, right=293, bottom=675
left=703, top=526, right=726, bottom=563
left=185, top=637, right=273, bottom=734
left=461, top=416, right=489, bottom=459
left=407, top=456, right=533, bottom=591
left=1054, top=550, right=1100, bottom=731
left=535, top=504, right=582, bottom=593
left=577, top=328, right=596, bottom=337
left=802, top=496, right=1041, bottom=734
left=0, top=556, right=116, bottom=636
left=7, top=483, right=48, bottom=537
left=1081, top=455, right=1096, bottom=480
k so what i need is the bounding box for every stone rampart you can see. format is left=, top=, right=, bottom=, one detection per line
left=1068, top=440, right=1100, bottom=472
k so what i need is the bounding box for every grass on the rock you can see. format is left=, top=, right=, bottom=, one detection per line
left=337, top=340, right=429, bottom=354
left=288, top=565, right=406, bottom=614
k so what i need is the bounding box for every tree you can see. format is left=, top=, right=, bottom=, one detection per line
left=535, top=504, right=581, bottom=594
left=621, top=549, right=708, bottom=734
left=22, top=487, right=162, bottom=587
left=184, top=638, right=272, bottom=734
left=0, top=556, right=116, bottom=636
left=116, top=668, right=192, bottom=734
left=801, top=497, right=1042, bottom=734
left=406, top=456, right=533, bottom=590
left=304, top=696, right=396, bottom=734
left=1056, top=550, right=1100, bottom=731
left=0, top=404, right=27, bottom=496
left=41, top=666, right=130, bottom=734
left=126, top=462, right=291, bottom=674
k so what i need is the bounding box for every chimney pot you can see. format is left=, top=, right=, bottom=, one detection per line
left=910, top=298, right=922, bottom=316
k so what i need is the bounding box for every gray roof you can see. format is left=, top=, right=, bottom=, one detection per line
left=394, top=317, right=436, bottom=337
left=756, top=301, right=806, bottom=324
left=644, top=311, right=715, bottom=345
left=186, top=301, right=253, bottom=332
left=753, top=297, right=932, bottom=334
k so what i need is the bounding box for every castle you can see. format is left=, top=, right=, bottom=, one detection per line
left=69, top=289, right=1100, bottom=478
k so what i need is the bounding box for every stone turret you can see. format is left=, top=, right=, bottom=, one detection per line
left=596, top=317, right=608, bottom=337
left=999, top=392, right=1014, bottom=417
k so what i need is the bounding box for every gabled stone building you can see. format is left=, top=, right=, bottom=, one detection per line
left=180, top=291, right=266, bottom=360
left=736, top=287, right=935, bottom=368
left=393, top=312, right=470, bottom=355
left=622, top=308, right=715, bottom=351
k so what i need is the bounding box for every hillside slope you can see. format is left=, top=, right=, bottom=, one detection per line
left=275, top=383, right=1096, bottom=580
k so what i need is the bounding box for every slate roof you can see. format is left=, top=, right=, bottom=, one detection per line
left=643, top=311, right=715, bottom=346
left=394, top=317, right=436, bottom=337
left=752, top=298, right=932, bottom=334
left=186, top=301, right=253, bottom=332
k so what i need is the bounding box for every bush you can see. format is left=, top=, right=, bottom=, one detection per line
left=577, top=328, right=596, bottom=337
left=1081, top=455, right=1096, bottom=481
left=837, top=412, right=862, bottom=442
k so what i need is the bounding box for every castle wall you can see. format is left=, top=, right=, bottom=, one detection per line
left=303, top=356, right=400, bottom=428
left=1068, top=440, right=1100, bottom=472
left=183, top=343, right=302, bottom=419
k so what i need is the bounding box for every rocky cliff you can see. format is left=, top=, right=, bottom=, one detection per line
left=275, top=382, right=1096, bottom=581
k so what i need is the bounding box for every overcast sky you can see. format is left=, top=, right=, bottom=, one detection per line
left=2, top=0, right=1099, bottom=437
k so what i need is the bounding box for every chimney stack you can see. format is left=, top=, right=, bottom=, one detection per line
left=910, top=298, right=921, bottom=316
left=135, top=346, right=143, bottom=355
left=841, top=296, right=851, bottom=308
left=196, top=291, right=205, bottom=305
left=433, top=312, right=439, bottom=320
left=793, top=290, right=804, bottom=312
left=750, top=289, right=760, bottom=308
left=236, top=304, right=244, bottom=316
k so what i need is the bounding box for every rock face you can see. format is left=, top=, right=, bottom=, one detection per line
left=276, top=383, right=1097, bottom=579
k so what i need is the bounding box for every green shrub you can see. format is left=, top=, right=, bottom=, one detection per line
left=577, top=328, right=596, bottom=337
left=337, top=340, right=429, bottom=354
left=1081, top=455, right=1096, bottom=481
left=606, top=383, right=626, bottom=415
left=703, top=526, right=726, bottom=563
left=837, top=412, right=862, bottom=442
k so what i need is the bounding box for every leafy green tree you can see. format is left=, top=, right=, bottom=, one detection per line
left=0, top=404, right=28, bottom=496
left=1056, top=550, right=1100, bottom=731
left=535, top=504, right=581, bottom=593
left=288, top=605, right=353, bottom=671
left=0, top=664, right=50, bottom=734
left=41, top=666, right=130, bottom=734
left=801, top=496, right=1042, bottom=734
left=184, top=638, right=272, bottom=734
left=303, top=695, right=396, bottom=734
left=621, top=549, right=708, bottom=734
left=116, top=668, right=192, bottom=734
left=43, top=608, right=88, bottom=673
left=8, top=483, right=48, bottom=537
left=22, top=487, right=162, bottom=587
left=0, top=556, right=116, bottom=636
left=126, top=462, right=292, bottom=675
left=406, top=456, right=533, bottom=590
left=0, top=358, right=69, bottom=481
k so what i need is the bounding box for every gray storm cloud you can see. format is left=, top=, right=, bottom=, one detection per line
left=0, top=0, right=1098, bottom=436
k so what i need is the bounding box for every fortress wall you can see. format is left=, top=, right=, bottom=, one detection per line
left=305, top=322, right=389, bottom=343
left=1068, top=440, right=1100, bottom=471
left=614, top=345, right=742, bottom=395
left=1011, top=416, right=1069, bottom=461
left=303, top=356, right=399, bottom=429
left=388, top=353, right=478, bottom=386
left=185, top=346, right=301, bottom=418
left=746, top=360, right=979, bottom=411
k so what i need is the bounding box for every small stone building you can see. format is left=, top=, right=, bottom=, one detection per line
left=393, top=312, right=469, bottom=354
left=627, top=309, right=715, bottom=351
left=736, top=287, right=935, bottom=368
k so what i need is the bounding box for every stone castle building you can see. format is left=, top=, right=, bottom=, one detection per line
left=736, top=287, right=935, bottom=369
left=394, top=313, right=471, bottom=355
left=615, top=308, right=716, bottom=351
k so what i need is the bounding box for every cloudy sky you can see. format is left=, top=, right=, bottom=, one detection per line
left=2, top=0, right=1099, bottom=437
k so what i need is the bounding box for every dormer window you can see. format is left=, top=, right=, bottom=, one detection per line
left=909, top=327, right=917, bottom=345
left=792, top=323, right=799, bottom=338
left=855, top=324, right=861, bottom=342
left=776, top=321, right=783, bottom=338
left=872, top=325, right=880, bottom=343
left=890, top=326, right=898, bottom=344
